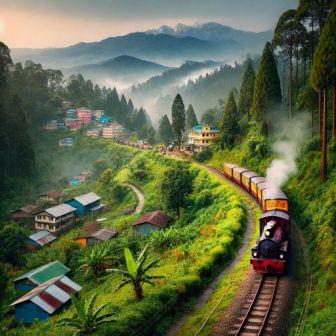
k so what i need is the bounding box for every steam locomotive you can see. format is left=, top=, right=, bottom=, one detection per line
left=223, top=163, right=290, bottom=274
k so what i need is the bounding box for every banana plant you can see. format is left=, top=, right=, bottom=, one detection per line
left=108, top=245, right=164, bottom=301
left=59, top=294, right=114, bottom=335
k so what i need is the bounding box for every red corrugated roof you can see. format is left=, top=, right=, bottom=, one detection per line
left=133, top=211, right=171, bottom=228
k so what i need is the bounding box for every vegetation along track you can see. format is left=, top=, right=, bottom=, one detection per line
left=229, top=274, right=280, bottom=336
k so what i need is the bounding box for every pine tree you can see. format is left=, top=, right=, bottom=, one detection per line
left=134, top=108, right=147, bottom=130
left=159, top=115, right=173, bottom=146
left=311, top=2, right=336, bottom=180
left=220, top=91, right=240, bottom=148
left=185, top=104, right=198, bottom=130
left=171, top=94, right=186, bottom=148
left=273, top=10, right=303, bottom=119
left=237, top=58, right=255, bottom=118
left=252, top=42, right=282, bottom=129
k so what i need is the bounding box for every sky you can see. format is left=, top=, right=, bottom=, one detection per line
left=0, top=0, right=299, bottom=49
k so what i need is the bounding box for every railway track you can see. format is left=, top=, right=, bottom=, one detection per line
left=229, top=275, right=279, bottom=336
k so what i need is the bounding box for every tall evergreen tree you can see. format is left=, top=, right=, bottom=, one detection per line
left=311, top=2, right=336, bottom=180
left=273, top=10, right=302, bottom=119
left=185, top=104, right=198, bottom=129
left=220, top=91, right=240, bottom=148
left=171, top=94, right=186, bottom=148
left=134, top=107, right=147, bottom=130
left=159, top=115, right=173, bottom=146
left=252, top=42, right=282, bottom=130
left=237, top=58, right=255, bottom=118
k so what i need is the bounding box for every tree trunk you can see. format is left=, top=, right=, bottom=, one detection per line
left=318, top=91, right=322, bottom=141
left=333, top=88, right=336, bottom=141
left=289, top=56, right=293, bottom=120
left=322, top=90, right=327, bottom=181
left=282, top=60, right=285, bottom=102
left=134, top=283, right=144, bottom=301
left=310, top=93, right=314, bottom=138
left=295, top=51, right=299, bottom=100
left=303, top=57, right=306, bottom=86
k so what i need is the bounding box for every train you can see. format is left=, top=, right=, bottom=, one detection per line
left=223, top=163, right=290, bottom=274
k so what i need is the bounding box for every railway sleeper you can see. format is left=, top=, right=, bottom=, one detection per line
left=250, top=310, right=267, bottom=318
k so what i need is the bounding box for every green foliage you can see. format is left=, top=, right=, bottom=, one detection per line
left=237, top=58, right=255, bottom=118
left=311, top=2, right=336, bottom=90
left=158, top=115, right=173, bottom=146
left=160, top=162, right=193, bottom=217
left=108, top=246, right=164, bottom=301
left=200, top=107, right=221, bottom=127
left=0, top=223, right=27, bottom=266
left=251, top=42, right=282, bottom=124
left=220, top=90, right=240, bottom=149
left=60, top=294, right=115, bottom=336
left=77, top=245, right=114, bottom=279
left=111, top=183, right=128, bottom=203
left=185, top=104, right=198, bottom=130
left=194, top=148, right=213, bottom=162
left=171, top=94, right=186, bottom=147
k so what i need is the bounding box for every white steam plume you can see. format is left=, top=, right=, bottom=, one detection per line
left=266, top=113, right=308, bottom=188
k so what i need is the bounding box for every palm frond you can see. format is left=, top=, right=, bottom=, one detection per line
left=143, top=258, right=160, bottom=272
left=114, top=279, right=132, bottom=293
left=85, top=293, right=97, bottom=319
left=142, top=278, right=156, bottom=286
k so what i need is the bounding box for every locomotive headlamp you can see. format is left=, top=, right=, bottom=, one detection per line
left=279, top=253, right=284, bottom=259
left=253, top=252, right=258, bottom=257
left=265, top=230, right=271, bottom=237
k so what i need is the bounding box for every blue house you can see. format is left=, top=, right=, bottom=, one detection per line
left=66, top=192, right=104, bottom=217
left=97, top=115, right=111, bottom=124
left=10, top=275, right=81, bottom=324
left=66, top=109, right=77, bottom=118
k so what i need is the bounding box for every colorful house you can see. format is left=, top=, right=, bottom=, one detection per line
left=187, top=125, right=220, bottom=152
left=34, top=204, right=76, bottom=235
left=66, top=192, right=104, bottom=217
left=86, top=128, right=100, bottom=137
left=93, top=110, right=105, bottom=118
left=96, top=115, right=111, bottom=124
left=66, top=109, right=77, bottom=118
left=74, top=225, right=117, bottom=247
left=77, top=107, right=91, bottom=125
left=59, top=138, right=73, bottom=146
left=13, top=260, right=70, bottom=292
left=133, top=211, right=171, bottom=235
left=26, top=230, right=57, bottom=251
left=11, top=204, right=38, bottom=224
left=10, top=275, right=81, bottom=324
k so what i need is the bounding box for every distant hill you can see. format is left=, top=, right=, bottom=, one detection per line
left=63, top=55, right=169, bottom=87
left=12, top=32, right=239, bottom=69
left=146, top=22, right=273, bottom=50
left=130, top=60, right=222, bottom=99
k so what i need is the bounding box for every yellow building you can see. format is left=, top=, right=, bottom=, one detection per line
left=187, top=125, right=220, bottom=152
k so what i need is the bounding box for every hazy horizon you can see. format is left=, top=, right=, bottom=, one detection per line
left=0, top=0, right=298, bottom=49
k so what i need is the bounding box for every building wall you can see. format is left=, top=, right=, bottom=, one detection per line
left=66, top=199, right=85, bottom=216
left=134, top=223, right=160, bottom=236
left=15, top=302, right=50, bottom=324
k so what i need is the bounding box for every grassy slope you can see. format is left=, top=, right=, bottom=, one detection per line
left=204, top=138, right=336, bottom=336
left=6, top=146, right=249, bottom=336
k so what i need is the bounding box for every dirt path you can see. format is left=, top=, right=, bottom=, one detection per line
left=125, top=183, right=144, bottom=214
left=166, top=164, right=259, bottom=336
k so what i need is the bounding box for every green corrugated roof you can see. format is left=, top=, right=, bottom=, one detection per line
left=13, top=260, right=70, bottom=285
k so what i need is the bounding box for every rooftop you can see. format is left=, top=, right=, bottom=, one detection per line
left=73, top=192, right=101, bottom=206
left=92, top=228, right=117, bottom=241
left=14, top=260, right=70, bottom=285
left=28, top=230, right=57, bottom=247
left=133, top=211, right=171, bottom=229
left=37, top=203, right=76, bottom=217
left=10, top=275, right=81, bottom=314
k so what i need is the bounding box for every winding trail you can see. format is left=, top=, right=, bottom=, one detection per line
left=166, top=164, right=259, bottom=336
left=125, top=183, right=145, bottom=214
